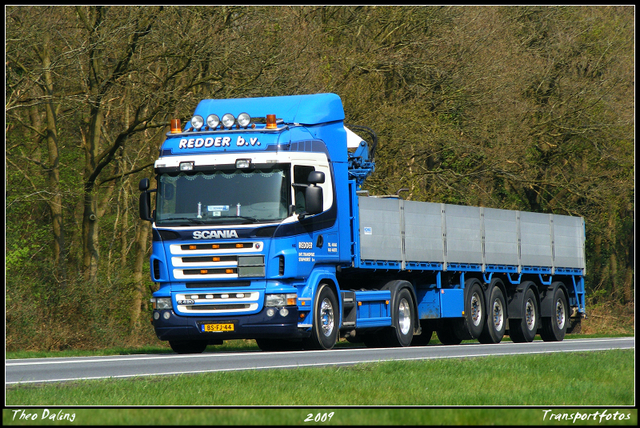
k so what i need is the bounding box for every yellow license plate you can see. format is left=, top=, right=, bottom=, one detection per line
left=202, top=323, right=234, bottom=332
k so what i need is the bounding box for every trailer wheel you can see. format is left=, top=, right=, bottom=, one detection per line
left=382, top=288, right=415, bottom=347
left=169, top=340, right=208, bottom=354
left=540, top=287, right=568, bottom=342
left=462, top=280, right=486, bottom=339
left=478, top=283, right=506, bottom=344
left=509, top=287, right=539, bottom=343
left=436, top=319, right=463, bottom=345
left=304, top=283, right=338, bottom=350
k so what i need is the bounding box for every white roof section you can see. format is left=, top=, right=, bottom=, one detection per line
left=345, top=127, right=365, bottom=149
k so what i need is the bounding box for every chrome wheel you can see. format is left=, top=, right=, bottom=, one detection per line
left=320, top=298, right=335, bottom=337
left=524, top=298, right=537, bottom=331
left=398, top=298, right=412, bottom=335
left=492, top=298, right=504, bottom=332
left=470, top=292, right=483, bottom=327
left=555, top=298, right=566, bottom=330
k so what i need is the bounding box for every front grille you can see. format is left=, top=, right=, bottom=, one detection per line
left=186, top=304, right=251, bottom=311
left=180, top=242, right=253, bottom=251
left=185, top=281, right=251, bottom=289
left=169, top=242, right=265, bottom=280
left=181, top=255, right=236, bottom=263
left=174, top=291, right=261, bottom=314
left=183, top=268, right=237, bottom=275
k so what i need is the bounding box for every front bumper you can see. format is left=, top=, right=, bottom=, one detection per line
left=152, top=306, right=305, bottom=342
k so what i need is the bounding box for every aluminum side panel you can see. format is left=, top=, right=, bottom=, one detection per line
left=519, top=211, right=553, bottom=267
left=444, top=204, right=483, bottom=264
left=358, top=197, right=402, bottom=261
left=404, top=200, right=444, bottom=263
left=483, top=207, right=519, bottom=266
left=553, top=215, right=586, bottom=270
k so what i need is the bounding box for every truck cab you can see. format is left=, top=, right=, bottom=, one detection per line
left=141, top=94, right=363, bottom=352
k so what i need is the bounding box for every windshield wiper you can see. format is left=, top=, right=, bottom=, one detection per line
left=204, top=216, right=262, bottom=224
left=160, top=217, right=206, bottom=225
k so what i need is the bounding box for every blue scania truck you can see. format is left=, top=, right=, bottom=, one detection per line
left=139, top=93, right=586, bottom=353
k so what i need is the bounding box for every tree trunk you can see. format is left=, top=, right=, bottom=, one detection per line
left=40, top=34, right=67, bottom=287
left=130, top=221, right=150, bottom=331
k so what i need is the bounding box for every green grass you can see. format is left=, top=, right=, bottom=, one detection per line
left=6, top=350, right=633, bottom=406
left=3, top=408, right=637, bottom=426
left=4, top=349, right=636, bottom=425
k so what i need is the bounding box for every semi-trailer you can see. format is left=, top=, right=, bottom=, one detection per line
left=140, top=93, right=586, bottom=353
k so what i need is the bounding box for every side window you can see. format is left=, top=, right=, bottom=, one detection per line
left=293, top=165, right=315, bottom=214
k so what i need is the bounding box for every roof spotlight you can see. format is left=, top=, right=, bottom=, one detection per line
left=206, top=114, right=220, bottom=129
left=221, top=113, right=235, bottom=129
left=237, top=112, right=251, bottom=128
left=191, top=115, right=204, bottom=129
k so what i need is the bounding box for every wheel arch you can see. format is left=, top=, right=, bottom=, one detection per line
left=382, top=279, right=419, bottom=334
left=304, top=268, right=342, bottom=328
left=506, top=280, right=540, bottom=319
left=540, top=280, right=569, bottom=318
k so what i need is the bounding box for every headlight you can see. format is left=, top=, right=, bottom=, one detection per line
left=191, top=115, right=204, bottom=129
left=237, top=112, right=251, bottom=128
left=151, top=297, right=173, bottom=310
left=265, top=293, right=297, bottom=307
left=221, top=113, right=235, bottom=129
left=206, top=114, right=220, bottom=129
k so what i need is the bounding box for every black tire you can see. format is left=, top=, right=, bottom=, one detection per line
left=411, top=320, right=433, bottom=346
left=478, top=283, right=506, bottom=344
left=509, top=287, right=539, bottom=343
left=461, top=280, right=486, bottom=340
left=169, top=340, right=208, bottom=354
left=540, top=287, right=568, bottom=342
left=381, top=288, right=415, bottom=347
left=256, top=338, right=303, bottom=351
left=303, top=284, right=339, bottom=350
left=436, top=319, right=463, bottom=345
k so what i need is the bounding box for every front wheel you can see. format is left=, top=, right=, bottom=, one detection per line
left=303, top=284, right=339, bottom=350
left=169, top=340, right=208, bottom=354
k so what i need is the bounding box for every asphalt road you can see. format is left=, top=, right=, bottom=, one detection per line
left=6, top=337, right=634, bottom=385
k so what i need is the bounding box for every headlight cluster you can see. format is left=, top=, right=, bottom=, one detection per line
left=189, top=112, right=254, bottom=131
left=265, top=293, right=297, bottom=307
left=264, top=293, right=296, bottom=318
left=150, top=297, right=173, bottom=310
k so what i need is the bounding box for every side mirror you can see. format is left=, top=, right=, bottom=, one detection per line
left=307, top=171, right=325, bottom=185
left=139, top=178, right=153, bottom=222
left=139, top=178, right=150, bottom=191
left=305, top=186, right=323, bottom=215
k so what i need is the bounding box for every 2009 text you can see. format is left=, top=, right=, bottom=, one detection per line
left=304, top=412, right=335, bottom=423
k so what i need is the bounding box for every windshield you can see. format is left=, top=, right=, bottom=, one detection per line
left=156, top=167, right=290, bottom=225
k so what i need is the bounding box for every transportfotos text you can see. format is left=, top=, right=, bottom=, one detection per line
left=542, top=409, right=632, bottom=423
